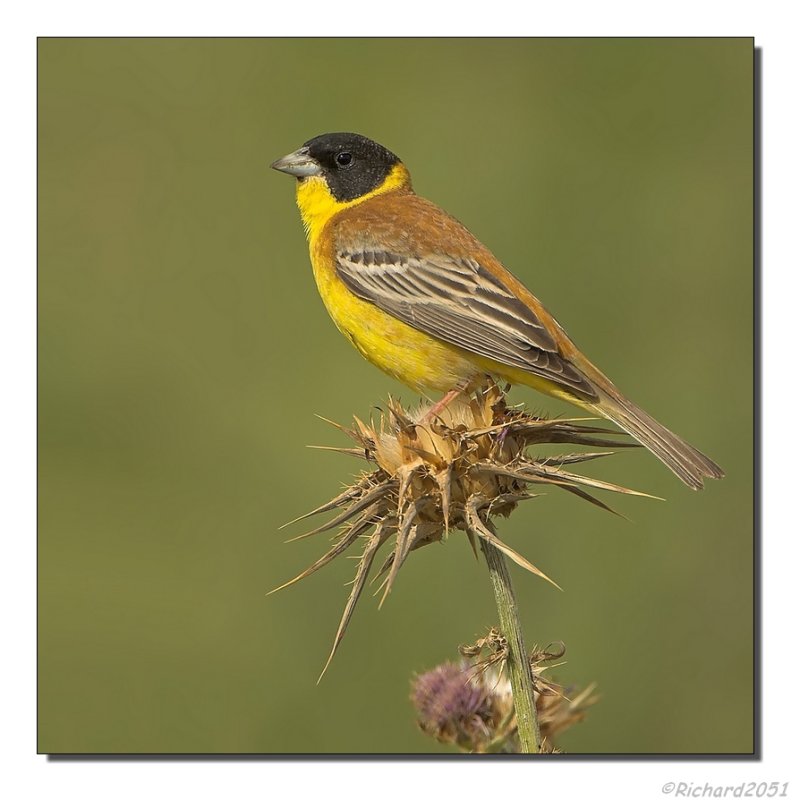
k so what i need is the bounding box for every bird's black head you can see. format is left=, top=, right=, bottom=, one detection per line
left=271, top=132, right=403, bottom=202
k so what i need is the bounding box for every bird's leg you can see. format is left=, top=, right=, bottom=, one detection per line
left=423, top=389, right=461, bottom=421
left=422, top=379, right=474, bottom=422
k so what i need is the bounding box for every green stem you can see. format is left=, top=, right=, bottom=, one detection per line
left=480, top=538, right=541, bottom=754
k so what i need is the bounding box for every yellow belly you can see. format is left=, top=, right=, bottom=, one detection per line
left=310, top=248, right=481, bottom=393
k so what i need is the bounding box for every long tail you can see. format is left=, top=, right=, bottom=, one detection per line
left=588, top=384, right=724, bottom=490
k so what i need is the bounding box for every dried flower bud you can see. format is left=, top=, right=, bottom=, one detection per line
left=537, top=682, right=600, bottom=751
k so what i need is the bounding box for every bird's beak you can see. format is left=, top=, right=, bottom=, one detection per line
left=270, top=146, right=322, bottom=178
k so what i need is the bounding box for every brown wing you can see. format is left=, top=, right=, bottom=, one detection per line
left=334, top=246, right=597, bottom=400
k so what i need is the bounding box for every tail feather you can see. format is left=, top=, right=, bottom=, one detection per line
left=590, top=388, right=724, bottom=490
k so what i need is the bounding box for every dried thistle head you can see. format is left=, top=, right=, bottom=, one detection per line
left=536, top=680, right=600, bottom=751
left=271, top=379, right=652, bottom=679
left=523, top=641, right=599, bottom=751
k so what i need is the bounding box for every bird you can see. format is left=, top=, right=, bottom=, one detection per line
left=271, top=132, right=723, bottom=490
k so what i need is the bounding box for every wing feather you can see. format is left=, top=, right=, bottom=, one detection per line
left=335, top=248, right=597, bottom=399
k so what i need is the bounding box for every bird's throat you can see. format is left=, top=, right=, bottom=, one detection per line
left=295, top=163, right=411, bottom=247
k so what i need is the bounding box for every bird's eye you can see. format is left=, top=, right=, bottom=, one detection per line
left=335, top=152, right=353, bottom=167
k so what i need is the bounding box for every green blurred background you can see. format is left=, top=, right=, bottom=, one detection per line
left=38, top=38, right=753, bottom=754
